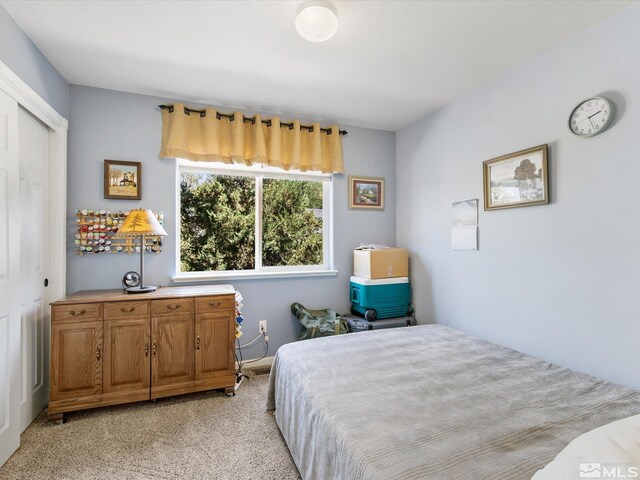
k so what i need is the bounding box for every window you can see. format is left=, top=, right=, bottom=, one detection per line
left=176, top=161, right=333, bottom=280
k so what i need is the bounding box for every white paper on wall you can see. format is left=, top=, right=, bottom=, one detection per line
left=452, top=199, right=478, bottom=251
left=452, top=199, right=478, bottom=226
left=451, top=225, right=478, bottom=251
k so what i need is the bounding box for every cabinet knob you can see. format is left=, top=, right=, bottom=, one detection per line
left=209, top=301, right=221, bottom=308
left=145, top=343, right=149, bottom=357
left=196, top=335, right=200, bottom=351
left=70, top=309, right=86, bottom=317
left=121, top=306, right=136, bottom=313
left=152, top=342, right=157, bottom=358
left=166, top=304, right=181, bottom=311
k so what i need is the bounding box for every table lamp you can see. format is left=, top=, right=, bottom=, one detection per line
left=115, top=208, right=167, bottom=293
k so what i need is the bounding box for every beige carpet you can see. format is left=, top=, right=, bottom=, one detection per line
left=0, top=372, right=300, bottom=480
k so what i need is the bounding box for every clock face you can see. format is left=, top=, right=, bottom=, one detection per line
left=569, top=97, right=614, bottom=137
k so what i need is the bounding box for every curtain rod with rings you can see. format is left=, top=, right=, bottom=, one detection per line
left=159, top=104, right=348, bottom=136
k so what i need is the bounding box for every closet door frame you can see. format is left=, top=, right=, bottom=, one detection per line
left=0, top=59, right=67, bottom=467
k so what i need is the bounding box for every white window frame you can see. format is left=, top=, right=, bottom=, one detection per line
left=173, top=159, right=336, bottom=282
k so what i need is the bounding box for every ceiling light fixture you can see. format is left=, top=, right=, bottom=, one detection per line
left=295, top=1, right=339, bottom=43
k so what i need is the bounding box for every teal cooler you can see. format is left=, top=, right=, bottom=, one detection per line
left=350, top=276, right=411, bottom=321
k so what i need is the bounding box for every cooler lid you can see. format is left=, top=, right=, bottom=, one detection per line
left=350, top=276, right=409, bottom=286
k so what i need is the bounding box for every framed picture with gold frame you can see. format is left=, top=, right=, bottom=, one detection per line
left=104, top=160, right=141, bottom=200
left=483, top=144, right=548, bottom=210
left=349, top=176, right=384, bottom=210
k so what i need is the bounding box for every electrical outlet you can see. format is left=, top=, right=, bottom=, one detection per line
left=259, top=320, right=267, bottom=334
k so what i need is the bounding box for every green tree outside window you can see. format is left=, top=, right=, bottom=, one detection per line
left=180, top=173, right=324, bottom=272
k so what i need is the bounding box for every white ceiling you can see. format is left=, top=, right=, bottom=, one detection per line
left=2, top=0, right=632, bottom=131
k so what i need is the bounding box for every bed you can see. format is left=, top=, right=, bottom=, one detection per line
left=267, top=325, right=640, bottom=479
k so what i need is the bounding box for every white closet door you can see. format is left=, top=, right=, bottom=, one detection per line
left=18, top=107, right=49, bottom=431
left=0, top=89, right=21, bottom=465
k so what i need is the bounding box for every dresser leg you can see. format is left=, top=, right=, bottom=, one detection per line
left=48, top=412, right=64, bottom=424
left=224, top=386, right=235, bottom=397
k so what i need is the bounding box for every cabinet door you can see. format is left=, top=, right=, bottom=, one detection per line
left=50, top=319, right=103, bottom=410
left=151, top=314, right=194, bottom=399
left=195, top=310, right=236, bottom=391
left=102, top=317, right=150, bottom=406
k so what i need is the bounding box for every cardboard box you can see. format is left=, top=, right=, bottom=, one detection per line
left=353, top=247, right=408, bottom=279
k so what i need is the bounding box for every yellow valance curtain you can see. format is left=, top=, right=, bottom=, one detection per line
left=158, top=103, right=344, bottom=174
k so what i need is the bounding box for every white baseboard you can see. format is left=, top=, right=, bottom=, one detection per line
left=236, top=355, right=274, bottom=370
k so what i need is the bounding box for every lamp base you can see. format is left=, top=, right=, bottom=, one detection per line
left=125, top=285, right=158, bottom=294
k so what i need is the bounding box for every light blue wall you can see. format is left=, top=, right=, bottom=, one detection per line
left=396, top=4, right=640, bottom=389
left=67, top=85, right=396, bottom=358
left=0, top=5, right=69, bottom=118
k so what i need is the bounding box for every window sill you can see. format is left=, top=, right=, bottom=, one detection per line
left=172, top=269, right=339, bottom=283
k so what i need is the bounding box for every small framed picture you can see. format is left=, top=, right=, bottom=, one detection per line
left=349, top=176, right=384, bottom=210
left=104, top=160, right=141, bottom=200
left=483, top=144, right=548, bottom=211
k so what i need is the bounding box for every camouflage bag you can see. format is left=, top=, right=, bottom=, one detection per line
left=291, top=302, right=348, bottom=340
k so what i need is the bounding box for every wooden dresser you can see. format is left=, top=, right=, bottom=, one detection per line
left=49, top=285, right=236, bottom=423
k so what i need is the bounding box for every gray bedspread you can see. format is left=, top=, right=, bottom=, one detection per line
left=267, top=325, right=640, bottom=480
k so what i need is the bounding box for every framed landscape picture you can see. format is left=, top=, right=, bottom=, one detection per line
left=483, top=144, right=548, bottom=211
left=104, top=160, right=141, bottom=200
left=349, top=176, right=384, bottom=210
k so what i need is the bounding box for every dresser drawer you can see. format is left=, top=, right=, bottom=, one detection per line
left=195, top=295, right=235, bottom=313
left=151, top=298, right=194, bottom=316
left=104, top=301, right=150, bottom=319
left=53, top=303, right=102, bottom=322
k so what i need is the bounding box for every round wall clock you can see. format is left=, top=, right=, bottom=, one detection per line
left=569, top=96, right=614, bottom=137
